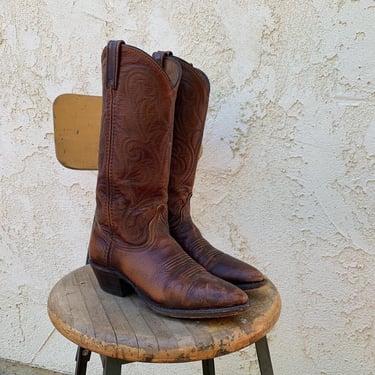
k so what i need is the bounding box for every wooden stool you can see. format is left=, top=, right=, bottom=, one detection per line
left=49, top=94, right=281, bottom=374
left=48, top=266, right=280, bottom=375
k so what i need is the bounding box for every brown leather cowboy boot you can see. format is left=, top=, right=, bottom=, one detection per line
left=153, top=52, right=265, bottom=290
left=89, top=41, right=250, bottom=319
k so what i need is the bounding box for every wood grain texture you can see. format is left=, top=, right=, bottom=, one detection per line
left=48, top=266, right=281, bottom=363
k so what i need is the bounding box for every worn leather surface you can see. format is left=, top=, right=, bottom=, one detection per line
left=167, top=57, right=264, bottom=286
left=89, top=41, right=248, bottom=310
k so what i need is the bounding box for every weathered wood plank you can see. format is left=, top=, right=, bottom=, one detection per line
left=48, top=265, right=281, bottom=363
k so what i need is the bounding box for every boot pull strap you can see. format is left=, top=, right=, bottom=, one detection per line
left=152, top=50, right=173, bottom=67
left=106, top=40, right=125, bottom=89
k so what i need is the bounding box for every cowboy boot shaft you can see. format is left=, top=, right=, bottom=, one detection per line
left=168, top=59, right=209, bottom=223
left=96, top=43, right=178, bottom=246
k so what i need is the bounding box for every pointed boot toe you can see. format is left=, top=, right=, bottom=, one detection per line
left=202, top=248, right=266, bottom=289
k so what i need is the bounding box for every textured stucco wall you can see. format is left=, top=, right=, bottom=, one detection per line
left=1, top=1, right=374, bottom=374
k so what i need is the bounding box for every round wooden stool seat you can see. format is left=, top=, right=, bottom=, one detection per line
left=48, top=265, right=281, bottom=363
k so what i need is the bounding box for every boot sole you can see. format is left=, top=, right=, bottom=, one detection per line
left=89, top=261, right=251, bottom=319
left=236, top=279, right=267, bottom=291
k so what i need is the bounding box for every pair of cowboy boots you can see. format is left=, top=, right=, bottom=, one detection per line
left=89, top=40, right=264, bottom=319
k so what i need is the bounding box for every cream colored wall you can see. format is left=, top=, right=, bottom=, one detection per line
left=1, top=1, right=374, bottom=374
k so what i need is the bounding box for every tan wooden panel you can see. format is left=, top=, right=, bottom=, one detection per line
left=52, top=93, right=203, bottom=170
left=48, top=265, right=281, bottom=363
left=53, top=94, right=101, bottom=170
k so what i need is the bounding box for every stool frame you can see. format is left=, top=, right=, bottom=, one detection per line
left=75, top=336, right=274, bottom=375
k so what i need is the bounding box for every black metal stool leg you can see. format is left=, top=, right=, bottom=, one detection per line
left=74, top=346, right=91, bottom=375
left=202, top=358, right=215, bottom=375
left=102, top=356, right=123, bottom=375
left=255, top=336, right=274, bottom=375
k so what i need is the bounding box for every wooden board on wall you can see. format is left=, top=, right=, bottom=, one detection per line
left=53, top=94, right=102, bottom=170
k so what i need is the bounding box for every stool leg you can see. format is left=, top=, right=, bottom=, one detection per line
left=255, top=336, right=274, bottom=375
left=74, top=346, right=91, bottom=375
left=202, top=359, right=215, bottom=375
left=102, top=356, right=123, bottom=375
